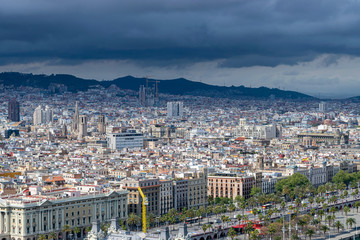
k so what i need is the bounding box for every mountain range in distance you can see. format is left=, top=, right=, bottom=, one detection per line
left=0, top=72, right=315, bottom=100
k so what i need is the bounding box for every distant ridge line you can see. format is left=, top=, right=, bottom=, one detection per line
left=0, top=72, right=316, bottom=100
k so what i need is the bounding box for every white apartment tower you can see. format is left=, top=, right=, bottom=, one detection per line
left=167, top=101, right=184, bottom=118
left=319, top=101, right=327, bottom=112
left=33, top=105, right=53, bottom=125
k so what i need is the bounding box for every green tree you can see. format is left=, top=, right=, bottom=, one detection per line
left=228, top=203, right=236, bottom=213
left=334, top=220, right=344, bottom=233
left=346, top=217, right=356, bottom=229
left=236, top=214, right=242, bottom=226
left=62, top=225, right=72, bottom=240
left=250, top=186, right=262, bottom=197
left=220, top=215, right=230, bottom=228
left=100, top=223, right=110, bottom=235
left=38, top=235, right=47, bottom=240
left=227, top=227, right=237, bottom=240
left=320, top=225, right=330, bottom=239
left=127, top=213, right=141, bottom=230
left=48, top=232, right=57, bottom=240
left=202, top=224, right=209, bottom=233
left=333, top=170, right=353, bottom=186
left=355, top=201, right=360, bottom=213
left=305, top=228, right=315, bottom=240
left=196, top=208, right=204, bottom=226
left=214, top=205, right=222, bottom=219
left=267, top=223, right=277, bottom=239
left=245, top=221, right=255, bottom=238
left=275, top=173, right=311, bottom=196
left=344, top=206, right=350, bottom=217
left=147, top=213, right=156, bottom=229
left=73, top=227, right=81, bottom=239
left=85, top=226, right=92, bottom=234
left=249, top=229, right=260, bottom=240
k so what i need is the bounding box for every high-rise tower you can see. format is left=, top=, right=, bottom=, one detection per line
left=8, top=99, right=20, bottom=122
left=72, top=101, right=79, bottom=133
left=78, top=115, right=87, bottom=139
left=98, top=115, right=106, bottom=134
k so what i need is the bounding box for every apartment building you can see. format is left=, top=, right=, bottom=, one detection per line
left=208, top=173, right=256, bottom=199
left=121, top=178, right=161, bottom=216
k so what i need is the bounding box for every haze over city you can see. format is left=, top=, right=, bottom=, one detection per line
left=1, top=0, right=360, bottom=98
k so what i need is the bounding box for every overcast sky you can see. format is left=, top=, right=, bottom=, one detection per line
left=1, top=0, right=360, bottom=98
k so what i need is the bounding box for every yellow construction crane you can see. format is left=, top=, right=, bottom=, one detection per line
left=138, top=187, right=148, bottom=233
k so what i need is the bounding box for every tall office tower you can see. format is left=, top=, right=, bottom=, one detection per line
left=33, top=105, right=43, bottom=125
left=78, top=115, right=87, bottom=139
left=33, top=105, right=53, bottom=125
left=72, top=101, right=79, bottom=133
left=139, top=85, right=146, bottom=106
left=319, top=101, right=327, bottom=112
left=43, top=105, right=53, bottom=123
left=8, top=99, right=20, bottom=122
left=98, top=115, right=106, bottom=134
left=167, top=101, right=184, bottom=118
left=62, top=125, right=67, bottom=137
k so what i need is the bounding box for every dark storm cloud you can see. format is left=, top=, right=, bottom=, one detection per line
left=1, top=0, right=360, bottom=67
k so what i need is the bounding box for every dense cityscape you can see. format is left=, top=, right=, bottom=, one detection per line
left=0, top=82, right=359, bottom=240
left=3, top=0, right=360, bottom=239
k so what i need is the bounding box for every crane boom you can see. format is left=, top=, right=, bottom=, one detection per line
left=138, top=187, right=148, bottom=233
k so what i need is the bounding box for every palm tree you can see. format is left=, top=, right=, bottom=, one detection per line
left=62, top=225, right=72, bottom=240
left=220, top=215, right=230, bottom=228
left=245, top=222, right=255, bottom=239
left=227, top=227, right=237, bottom=240
left=214, top=205, right=222, bottom=219
left=73, top=227, right=81, bottom=239
left=308, top=196, right=314, bottom=207
left=344, top=206, right=350, bottom=218
left=320, top=225, right=330, bottom=239
left=236, top=214, right=242, bottom=226
left=249, top=229, right=260, bottom=240
left=127, top=213, right=141, bottom=230
left=325, top=215, right=332, bottom=226
left=305, top=229, right=315, bottom=240
left=267, top=224, right=277, bottom=240
left=355, top=201, right=360, bottom=213
left=38, top=234, right=47, bottom=240
left=206, top=205, right=213, bottom=223
left=48, top=232, right=57, bottom=240
left=282, top=185, right=291, bottom=201
left=202, top=224, right=209, bottom=234
left=196, top=207, right=204, bottom=226
left=334, top=220, right=344, bottom=233
left=330, top=206, right=336, bottom=216
left=346, top=218, right=356, bottom=229
left=147, top=213, right=156, bottom=229
left=85, top=226, right=92, bottom=234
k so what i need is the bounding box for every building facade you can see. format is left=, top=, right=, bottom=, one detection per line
left=121, top=178, right=160, bottom=216
left=8, top=99, right=20, bottom=122
left=208, top=173, right=256, bottom=200
left=0, top=190, right=127, bottom=240
left=33, top=105, right=53, bottom=125
left=167, top=102, right=184, bottom=118
left=107, top=132, right=144, bottom=150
